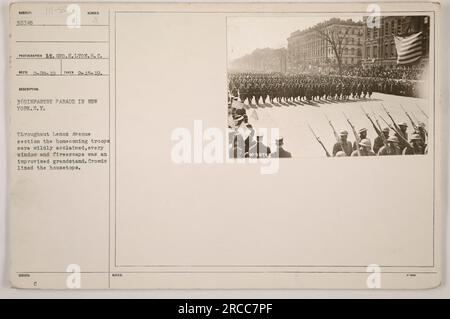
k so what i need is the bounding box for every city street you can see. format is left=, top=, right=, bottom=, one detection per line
left=240, top=92, right=429, bottom=157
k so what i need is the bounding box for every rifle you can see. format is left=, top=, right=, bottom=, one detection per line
left=342, top=111, right=360, bottom=156
left=308, top=124, right=331, bottom=157
left=379, top=115, right=413, bottom=151
left=400, top=104, right=418, bottom=131
left=364, top=107, right=388, bottom=147
left=324, top=113, right=339, bottom=142
left=370, top=107, right=384, bottom=133
left=416, top=103, right=429, bottom=119
left=324, top=113, right=345, bottom=153
left=381, top=103, right=402, bottom=134
left=361, top=105, right=381, bottom=136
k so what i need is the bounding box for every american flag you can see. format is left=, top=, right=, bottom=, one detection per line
left=394, top=32, right=423, bottom=65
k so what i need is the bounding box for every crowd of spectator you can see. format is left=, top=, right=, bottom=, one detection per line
left=330, top=64, right=425, bottom=80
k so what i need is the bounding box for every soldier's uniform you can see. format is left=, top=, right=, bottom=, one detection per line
left=332, top=130, right=353, bottom=156
left=351, top=139, right=376, bottom=156
left=352, top=128, right=371, bottom=151
left=395, top=122, right=409, bottom=151
left=378, top=136, right=401, bottom=156
left=373, top=128, right=390, bottom=154
left=403, top=133, right=425, bottom=155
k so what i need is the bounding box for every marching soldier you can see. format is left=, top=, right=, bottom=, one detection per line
left=403, top=133, right=425, bottom=155
left=332, top=130, right=353, bottom=156
left=351, top=139, right=376, bottom=156
left=373, top=127, right=390, bottom=154
left=395, top=122, right=409, bottom=151
left=378, top=136, right=401, bottom=156
left=417, top=121, right=428, bottom=144
left=352, top=128, right=371, bottom=151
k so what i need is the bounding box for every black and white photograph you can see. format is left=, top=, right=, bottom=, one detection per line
left=227, top=16, right=431, bottom=158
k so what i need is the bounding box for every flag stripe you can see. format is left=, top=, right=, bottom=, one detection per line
left=394, top=32, right=423, bottom=65
left=398, top=48, right=422, bottom=61
left=398, top=55, right=422, bottom=65
left=396, top=43, right=422, bottom=55
left=396, top=38, right=422, bottom=49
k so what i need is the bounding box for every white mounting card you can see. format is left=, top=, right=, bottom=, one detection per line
left=8, top=1, right=442, bottom=289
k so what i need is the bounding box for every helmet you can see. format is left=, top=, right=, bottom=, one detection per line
left=387, top=136, right=399, bottom=143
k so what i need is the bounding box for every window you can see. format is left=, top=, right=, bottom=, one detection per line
left=391, top=42, right=396, bottom=57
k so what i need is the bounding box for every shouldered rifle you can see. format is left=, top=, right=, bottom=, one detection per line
left=361, top=105, right=381, bottom=136
left=379, top=115, right=413, bottom=150
left=324, top=113, right=345, bottom=153
left=308, top=124, right=331, bottom=157
left=324, top=113, right=339, bottom=142
left=342, top=111, right=360, bottom=156
left=367, top=110, right=388, bottom=147
left=400, top=104, right=418, bottom=131
left=370, top=107, right=384, bottom=132
left=381, top=103, right=401, bottom=134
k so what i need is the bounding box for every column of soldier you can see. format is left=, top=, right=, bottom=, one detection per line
left=229, top=73, right=376, bottom=105
left=228, top=72, right=419, bottom=105
left=227, top=74, right=428, bottom=158
left=310, top=104, right=428, bottom=157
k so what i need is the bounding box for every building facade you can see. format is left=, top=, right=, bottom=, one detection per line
left=286, top=18, right=364, bottom=73
left=229, top=48, right=287, bottom=73
left=361, top=16, right=430, bottom=67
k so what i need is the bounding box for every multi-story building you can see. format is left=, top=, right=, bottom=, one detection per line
left=361, top=16, right=430, bottom=67
left=229, top=48, right=287, bottom=73
left=286, top=18, right=364, bottom=73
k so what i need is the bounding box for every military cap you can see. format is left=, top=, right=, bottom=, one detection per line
left=358, top=128, right=367, bottom=134
left=410, top=133, right=422, bottom=141
left=339, top=130, right=348, bottom=136
left=398, top=122, right=408, bottom=127
left=387, top=136, right=399, bottom=143
left=382, top=127, right=390, bottom=133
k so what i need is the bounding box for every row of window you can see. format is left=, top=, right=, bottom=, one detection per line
left=364, top=42, right=397, bottom=59
left=366, top=20, right=402, bottom=39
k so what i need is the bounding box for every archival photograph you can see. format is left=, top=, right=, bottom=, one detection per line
left=227, top=16, right=431, bottom=158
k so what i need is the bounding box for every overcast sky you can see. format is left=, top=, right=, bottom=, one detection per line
left=227, top=16, right=364, bottom=63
